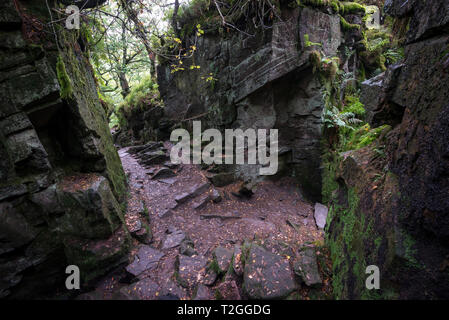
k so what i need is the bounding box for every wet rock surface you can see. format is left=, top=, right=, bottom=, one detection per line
left=294, top=247, right=322, bottom=288
left=243, top=244, right=297, bottom=299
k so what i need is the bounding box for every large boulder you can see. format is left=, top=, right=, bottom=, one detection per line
left=243, top=244, right=296, bottom=299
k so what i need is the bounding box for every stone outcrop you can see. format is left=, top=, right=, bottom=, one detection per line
left=0, top=0, right=128, bottom=299
left=157, top=1, right=345, bottom=200
left=326, top=0, right=449, bottom=299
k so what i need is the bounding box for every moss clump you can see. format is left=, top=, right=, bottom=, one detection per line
left=56, top=55, right=73, bottom=99
left=339, top=1, right=365, bottom=15
left=309, top=50, right=322, bottom=73
left=297, top=0, right=365, bottom=15
left=340, top=15, right=360, bottom=31
left=304, top=34, right=322, bottom=48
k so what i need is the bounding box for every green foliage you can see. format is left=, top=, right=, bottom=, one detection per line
left=56, top=55, right=73, bottom=99
left=355, top=124, right=390, bottom=149
left=114, top=75, right=162, bottom=128
left=121, top=75, right=161, bottom=110
left=342, top=95, right=365, bottom=116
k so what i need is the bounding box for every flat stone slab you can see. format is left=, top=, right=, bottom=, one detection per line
left=151, top=167, right=176, bottom=180
left=159, top=177, right=177, bottom=185
left=189, top=182, right=211, bottom=197
left=215, top=280, right=241, bottom=300
left=175, top=192, right=190, bottom=204
left=126, top=245, right=164, bottom=277
left=119, top=278, right=161, bottom=300
left=243, top=244, right=296, bottom=299
left=162, top=230, right=186, bottom=250
left=158, top=208, right=173, bottom=219
left=192, top=193, right=211, bottom=210
left=159, top=279, right=187, bottom=300
left=314, top=203, right=328, bottom=229
left=294, top=247, right=322, bottom=288
left=200, top=212, right=242, bottom=221
left=193, top=284, right=212, bottom=300
left=176, top=255, right=209, bottom=288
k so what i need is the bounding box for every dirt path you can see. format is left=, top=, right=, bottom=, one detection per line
left=78, top=142, right=330, bottom=300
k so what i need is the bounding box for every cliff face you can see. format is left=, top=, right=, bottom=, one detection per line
left=157, top=0, right=449, bottom=299
left=157, top=2, right=345, bottom=201
left=0, top=0, right=129, bottom=299
left=326, top=0, right=449, bottom=299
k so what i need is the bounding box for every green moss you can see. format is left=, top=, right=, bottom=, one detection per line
left=322, top=151, right=339, bottom=204
left=56, top=55, right=73, bottom=99
left=309, top=50, right=322, bottom=73
left=304, top=34, right=322, bottom=48
left=339, top=1, right=365, bottom=15
left=340, top=15, right=360, bottom=31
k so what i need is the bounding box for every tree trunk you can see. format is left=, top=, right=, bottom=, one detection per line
left=118, top=72, right=130, bottom=98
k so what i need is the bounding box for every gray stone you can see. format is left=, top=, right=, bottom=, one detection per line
left=179, top=238, right=197, bottom=257
left=314, top=203, right=328, bottom=230
left=0, top=112, right=32, bottom=135
left=215, top=280, right=241, bottom=300
left=243, top=244, right=296, bottom=299
left=211, top=189, right=222, bottom=203
left=116, top=278, right=161, bottom=300
left=213, top=246, right=233, bottom=274
left=151, top=167, right=176, bottom=180
left=125, top=245, right=164, bottom=277
left=55, top=175, right=122, bottom=239
left=138, top=150, right=169, bottom=166
left=192, top=193, right=211, bottom=210
left=385, top=0, right=449, bottom=43
left=200, top=212, right=242, bottom=221
left=293, top=247, right=322, bottom=288
left=159, top=279, right=187, bottom=299
left=0, top=183, right=28, bottom=202
left=158, top=208, right=173, bottom=219
left=162, top=230, right=186, bottom=250
left=175, top=255, right=209, bottom=288
left=175, top=192, right=190, bottom=204
left=159, top=177, right=177, bottom=185
left=193, top=284, right=212, bottom=300
left=207, top=172, right=234, bottom=187
left=189, top=182, right=211, bottom=197
left=232, top=245, right=244, bottom=276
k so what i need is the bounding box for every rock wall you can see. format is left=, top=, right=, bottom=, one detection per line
left=326, top=0, right=449, bottom=299
left=157, top=2, right=343, bottom=201
left=0, top=0, right=129, bottom=299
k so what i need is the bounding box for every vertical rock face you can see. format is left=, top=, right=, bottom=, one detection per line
left=0, top=0, right=128, bottom=299
left=157, top=3, right=342, bottom=201
left=327, top=0, right=449, bottom=299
